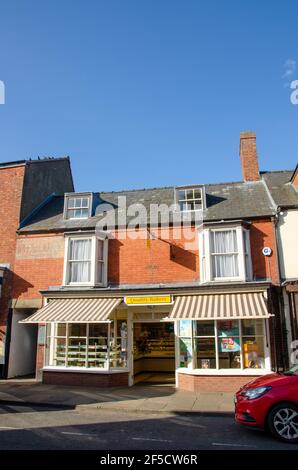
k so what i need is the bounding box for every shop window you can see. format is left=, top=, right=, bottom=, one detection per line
left=46, top=321, right=127, bottom=370
left=242, top=319, right=265, bottom=369
left=110, top=320, right=128, bottom=368
left=217, top=319, right=241, bottom=369
left=178, top=320, right=193, bottom=368
left=178, top=319, right=268, bottom=371
left=194, top=321, right=216, bottom=369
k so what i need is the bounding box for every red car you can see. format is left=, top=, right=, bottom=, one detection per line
left=235, top=365, right=298, bottom=443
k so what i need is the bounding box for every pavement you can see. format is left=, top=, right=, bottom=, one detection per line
left=0, top=379, right=234, bottom=415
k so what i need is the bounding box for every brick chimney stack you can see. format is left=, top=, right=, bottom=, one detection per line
left=239, top=131, right=260, bottom=181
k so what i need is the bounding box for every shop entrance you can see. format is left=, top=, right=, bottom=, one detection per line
left=133, top=322, right=175, bottom=385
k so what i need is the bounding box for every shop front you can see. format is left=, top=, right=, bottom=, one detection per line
left=21, top=289, right=274, bottom=392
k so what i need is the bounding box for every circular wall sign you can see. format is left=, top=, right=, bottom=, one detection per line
left=262, top=247, right=272, bottom=256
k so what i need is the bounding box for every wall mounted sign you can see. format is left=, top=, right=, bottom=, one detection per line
left=124, top=295, right=173, bottom=306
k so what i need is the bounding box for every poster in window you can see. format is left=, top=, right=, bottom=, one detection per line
left=201, top=359, right=211, bottom=369
left=243, top=341, right=264, bottom=368
left=219, top=337, right=240, bottom=353
left=179, top=320, right=192, bottom=337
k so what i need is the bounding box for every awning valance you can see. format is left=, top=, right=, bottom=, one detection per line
left=20, top=298, right=122, bottom=323
left=168, top=292, right=271, bottom=320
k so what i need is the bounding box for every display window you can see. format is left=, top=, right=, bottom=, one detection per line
left=178, top=319, right=268, bottom=371
left=46, top=321, right=128, bottom=370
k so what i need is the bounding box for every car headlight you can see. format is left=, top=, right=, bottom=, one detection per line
left=240, top=386, right=272, bottom=400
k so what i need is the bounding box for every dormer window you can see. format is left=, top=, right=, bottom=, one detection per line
left=64, top=193, right=92, bottom=219
left=177, top=187, right=204, bottom=211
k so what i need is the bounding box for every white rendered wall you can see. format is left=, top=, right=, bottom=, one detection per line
left=277, top=209, right=298, bottom=280
left=8, top=310, right=38, bottom=378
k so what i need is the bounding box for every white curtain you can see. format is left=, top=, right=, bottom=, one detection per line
left=69, top=239, right=92, bottom=282
left=211, top=230, right=239, bottom=278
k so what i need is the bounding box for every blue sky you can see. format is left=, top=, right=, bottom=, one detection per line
left=0, top=0, right=297, bottom=191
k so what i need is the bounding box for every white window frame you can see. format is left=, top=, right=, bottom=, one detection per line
left=64, top=193, right=93, bottom=220
left=176, top=186, right=205, bottom=212
left=199, top=225, right=252, bottom=283
left=45, top=320, right=129, bottom=372
left=63, top=233, right=108, bottom=287
left=177, top=319, right=271, bottom=375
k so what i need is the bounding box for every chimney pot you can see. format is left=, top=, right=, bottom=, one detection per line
left=239, top=131, right=260, bottom=181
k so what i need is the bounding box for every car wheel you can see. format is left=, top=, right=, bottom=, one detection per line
left=268, top=403, right=298, bottom=443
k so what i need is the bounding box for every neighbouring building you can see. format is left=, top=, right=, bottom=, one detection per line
left=262, top=165, right=298, bottom=365
left=0, top=158, right=74, bottom=378
left=14, top=132, right=290, bottom=392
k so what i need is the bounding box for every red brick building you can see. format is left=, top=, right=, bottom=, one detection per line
left=0, top=158, right=74, bottom=378
left=11, top=132, right=290, bottom=392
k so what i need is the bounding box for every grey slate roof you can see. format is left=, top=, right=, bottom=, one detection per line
left=261, top=170, right=298, bottom=208
left=18, top=178, right=278, bottom=233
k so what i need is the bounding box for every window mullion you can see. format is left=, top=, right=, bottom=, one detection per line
left=205, top=229, right=211, bottom=281
left=215, top=320, right=219, bottom=369
left=65, top=323, right=69, bottom=367
left=107, top=323, right=111, bottom=371
left=86, top=324, right=89, bottom=368
left=237, top=227, right=246, bottom=280
left=239, top=320, right=243, bottom=370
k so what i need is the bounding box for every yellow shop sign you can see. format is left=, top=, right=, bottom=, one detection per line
left=124, top=295, right=173, bottom=306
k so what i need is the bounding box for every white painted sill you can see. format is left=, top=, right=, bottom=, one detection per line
left=42, top=366, right=129, bottom=374
left=177, top=368, right=272, bottom=376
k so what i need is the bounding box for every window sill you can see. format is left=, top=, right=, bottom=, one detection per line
left=43, top=366, right=129, bottom=374
left=177, top=368, right=271, bottom=376
left=61, top=283, right=107, bottom=289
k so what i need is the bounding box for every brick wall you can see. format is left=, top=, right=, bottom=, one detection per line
left=108, top=227, right=199, bottom=285
left=250, top=219, right=280, bottom=284
left=43, top=370, right=129, bottom=387
left=13, top=234, right=65, bottom=300
left=178, top=373, right=259, bottom=393
left=12, top=220, right=280, bottom=302
left=0, top=164, right=25, bottom=326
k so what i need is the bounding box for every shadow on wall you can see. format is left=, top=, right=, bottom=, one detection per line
left=108, top=238, right=123, bottom=285
left=169, top=243, right=197, bottom=271
left=10, top=271, right=34, bottom=299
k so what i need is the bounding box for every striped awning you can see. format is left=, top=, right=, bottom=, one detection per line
left=168, top=292, right=270, bottom=320
left=20, top=298, right=122, bottom=323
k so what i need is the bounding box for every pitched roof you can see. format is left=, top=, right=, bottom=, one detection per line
left=261, top=170, right=298, bottom=207
left=18, top=179, right=276, bottom=233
